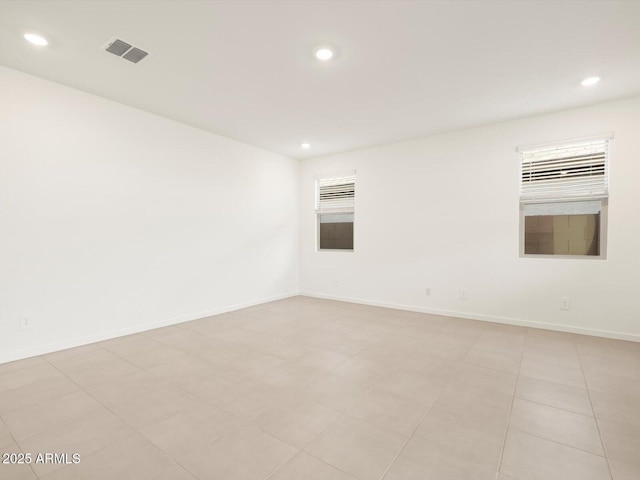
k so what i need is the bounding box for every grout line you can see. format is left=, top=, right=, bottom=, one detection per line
left=576, top=344, right=615, bottom=480
left=0, top=415, right=40, bottom=480
left=495, top=343, right=525, bottom=477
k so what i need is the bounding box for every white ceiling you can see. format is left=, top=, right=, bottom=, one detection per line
left=1, top=1, right=639, bottom=160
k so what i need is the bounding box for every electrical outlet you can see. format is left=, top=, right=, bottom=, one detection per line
left=425, top=288, right=431, bottom=296
left=560, top=297, right=571, bottom=310
left=459, top=290, right=468, bottom=300
left=20, top=316, right=30, bottom=329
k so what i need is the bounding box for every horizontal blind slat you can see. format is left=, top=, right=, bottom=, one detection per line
left=520, top=138, right=609, bottom=201
left=317, top=173, right=355, bottom=211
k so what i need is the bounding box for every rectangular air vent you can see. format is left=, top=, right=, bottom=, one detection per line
left=122, top=47, right=148, bottom=64
left=102, top=37, right=150, bottom=64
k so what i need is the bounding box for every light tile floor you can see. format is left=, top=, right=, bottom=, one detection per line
left=1, top=296, right=639, bottom=480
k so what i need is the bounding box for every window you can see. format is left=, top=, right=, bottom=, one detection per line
left=316, top=172, right=355, bottom=251
left=519, top=136, right=610, bottom=257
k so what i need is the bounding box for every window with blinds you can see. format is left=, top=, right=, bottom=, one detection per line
left=520, top=139, right=608, bottom=202
left=316, top=172, right=355, bottom=251
left=518, top=136, right=610, bottom=258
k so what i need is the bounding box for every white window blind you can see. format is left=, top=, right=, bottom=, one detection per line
left=316, top=173, right=355, bottom=212
left=520, top=139, right=609, bottom=202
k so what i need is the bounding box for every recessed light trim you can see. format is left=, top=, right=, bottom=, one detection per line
left=24, top=33, right=48, bottom=46
left=315, top=48, right=334, bottom=61
left=301, top=143, right=311, bottom=149
left=581, top=76, right=600, bottom=87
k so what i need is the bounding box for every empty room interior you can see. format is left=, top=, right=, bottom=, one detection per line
left=1, top=1, right=640, bottom=479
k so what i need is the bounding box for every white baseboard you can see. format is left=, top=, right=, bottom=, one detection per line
left=0, top=292, right=299, bottom=365
left=300, top=291, right=640, bottom=343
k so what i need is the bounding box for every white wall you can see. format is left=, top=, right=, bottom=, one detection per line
left=0, top=66, right=299, bottom=363
left=300, top=96, right=640, bottom=341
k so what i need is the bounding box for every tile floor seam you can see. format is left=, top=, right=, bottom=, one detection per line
left=517, top=372, right=586, bottom=390
left=512, top=393, right=595, bottom=418
left=577, top=347, right=615, bottom=480
left=263, top=413, right=353, bottom=480
left=378, top=379, right=450, bottom=480
left=496, top=341, right=525, bottom=477
left=37, top=354, right=176, bottom=479
left=506, top=425, right=609, bottom=458
left=0, top=415, right=40, bottom=480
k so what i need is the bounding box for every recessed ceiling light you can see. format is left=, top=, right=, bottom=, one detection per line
left=24, top=33, right=48, bottom=46
left=315, top=48, right=333, bottom=61
left=301, top=143, right=311, bottom=149
left=581, top=76, right=600, bottom=87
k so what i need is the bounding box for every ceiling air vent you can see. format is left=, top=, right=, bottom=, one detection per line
left=122, top=47, right=148, bottom=64
left=102, top=37, right=150, bottom=64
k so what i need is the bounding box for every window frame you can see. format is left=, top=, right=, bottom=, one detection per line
left=518, top=134, right=612, bottom=260
left=315, top=171, right=355, bottom=253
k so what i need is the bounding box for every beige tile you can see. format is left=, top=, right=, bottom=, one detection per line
left=522, top=344, right=581, bottom=369
left=331, top=357, right=396, bottom=389
left=305, top=416, right=405, bottom=480
left=46, top=348, right=120, bottom=372
left=599, top=419, right=640, bottom=468
left=251, top=399, right=341, bottom=448
left=260, top=341, right=310, bottom=361
left=433, top=382, right=512, bottom=436
left=181, top=424, right=297, bottom=480
left=146, top=356, right=222, bottom=382
left=142, top=325, right=195, bottom=345
left=580, top=353, right=640, bottom=381
left=306, top=373, right=371, bottom=412
left=500, top=429, right=610, bottom=480
left=152, top=465, right=198, bottom=480
left=227, top=352, right=285, bottom=377
left=525, top=332, right=577, bottom=353
left=609, top=460, right=640, bottom=480
left=455, top=363, right=517, bottom=396
left=83, top=371, right=173, bottom=406
left=434, top=330, right=480, bottom=348
left=259, top=362, right=324, bottom=388
left=16, top=412, right=135, bottom=477
left=0, top=419, right=14, bottom=449
left=465, top=348, right=520, bottom=374
left=473, top=331, right=525, bottom=356
left=40, top=434, right=173, bottom=480
left=116, top=344, right=194, bottom=370
left=171, top=371, right=245, bottom=402
left=63, top=359, right=144, bottom=387
left=519, top=358, right=585, bottom=388
left=108, top=387, right=201, bottom=429
left=269, top=452, right=357, bottom=480
left=296, top=348, right=352, bottom=372
left=413, top=406, right=505, bottom=471
left=210, top=379, right=301, bottom=420
left=99, top=334, right=162, bottom=357
left=0, top=376, right=80, bottom=416
left=515, top=376, right=592, bottom=416
left=585, top=370, right=640, bottom=398
left=590, top=390, right=640, bottom=429
left=232, top=331, right=285, bottom=351
left=509, top=398, right=603, bottom=455
left=0, top=442, right=37, bottom=479
left=0, top=356, right=46, bottom=374
left=374, top=369, right=445, bottom=406
left=0, top=363, right=63, bottom=392
left=43, top=344, right=108, bottom=362
left=140, top=405, right=242, bottom=461
left=346, top=388, right=429, bottom=437
left=2, top=391, right=104, bottom=441
left=405, top=342, right=468, bottom=363
left=386, top=437, right=498, bottom=480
